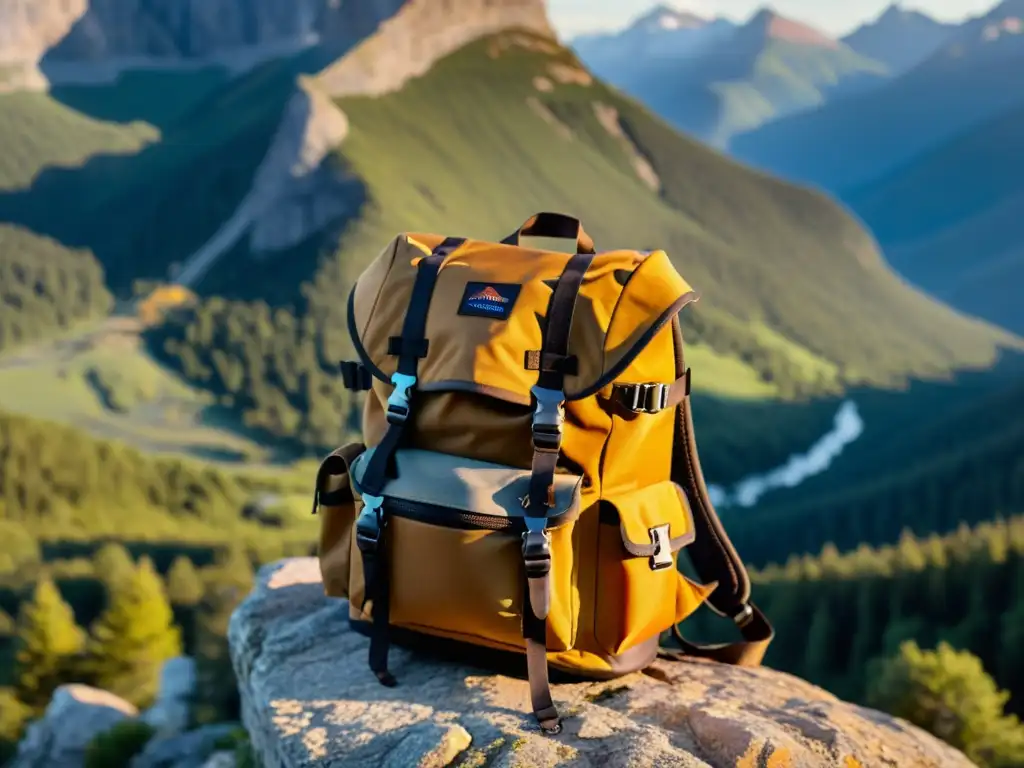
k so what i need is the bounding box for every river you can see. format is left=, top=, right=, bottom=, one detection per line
left=707, top=400, right=864, bottom=508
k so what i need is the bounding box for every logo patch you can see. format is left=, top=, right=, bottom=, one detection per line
left=457, top=282, right=521, bottom=320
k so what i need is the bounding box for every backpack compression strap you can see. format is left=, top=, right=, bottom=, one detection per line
left=523, top=250, right=595, bottom=735
left=354, top=236, right=466, bottom=686
left=662, top=317, right=774, bottom=666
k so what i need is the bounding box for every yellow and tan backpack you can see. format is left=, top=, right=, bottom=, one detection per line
left=314, top=213, right=773, bottom=733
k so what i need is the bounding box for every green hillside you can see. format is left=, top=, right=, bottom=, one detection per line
left=845, top=103, right=1024, bottom=334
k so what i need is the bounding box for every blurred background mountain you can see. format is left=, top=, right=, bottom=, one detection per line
left=1, top=1, right=1023, bottom=764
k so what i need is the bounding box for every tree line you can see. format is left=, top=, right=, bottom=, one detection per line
left=725, top=426, right=1024, bottom=567
left=0, top=542, right=257, bottom=761
left=681, top=515, right=1024, bottom=766
left=0, top=225, right=113, bottom=354
left=0, top=409, right=316, bottom=560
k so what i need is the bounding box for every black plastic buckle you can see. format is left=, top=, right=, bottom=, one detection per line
left=385, top=373, right=416, bottom=426
left=522, top=528, right=552, bottom=578
left=531, top=424, right=562, bottom=451
left=355, top=501, right=384, bottom=553
left=355, top=526, right=380, bottom=554
left=531, top=386, right=565, bottom=451
left=385, top=403, right=410, bottom=426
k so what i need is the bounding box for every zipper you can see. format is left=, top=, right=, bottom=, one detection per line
left=384, top=497, right=571, bottom=532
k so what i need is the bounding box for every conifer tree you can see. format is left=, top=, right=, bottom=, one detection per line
left=86, top=557, right=182, bottom=708
left=14, top=576, right=86, bottom=712
left=166, top=556, right=205, bottom=653
left=867, top=641, right=1024, bottom=768
left=166, top=556, right=204, bottom=607
left=0, top=689, right=31, bottom=763
left=92, top=542, right=136, bottom=593
left=802, top=595, right=835, bottom=686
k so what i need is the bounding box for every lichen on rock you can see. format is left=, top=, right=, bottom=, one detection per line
left=228, top=557, right=977, bottom=768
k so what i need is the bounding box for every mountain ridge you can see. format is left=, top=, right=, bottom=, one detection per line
left=572, top=5, right=889, bottom=148
left=0, top=0, right=555, bottom=92
left=730, top=0, right=1024, bottom=192
left=840, top=3, right=956, bottom=73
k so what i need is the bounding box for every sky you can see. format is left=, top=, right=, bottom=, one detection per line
left=547, top=0, right=1000, bottom=39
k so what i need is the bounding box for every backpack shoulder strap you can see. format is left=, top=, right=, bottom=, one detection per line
left=663, top=316, right=774, bottom=667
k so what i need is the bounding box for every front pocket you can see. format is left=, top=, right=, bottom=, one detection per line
left=594, top=481, right=715, bottom=656
left=350, top=448, right=582, bottom=652
left=313, top=442, right=366, bottom=598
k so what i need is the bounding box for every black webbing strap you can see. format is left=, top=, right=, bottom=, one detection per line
left=527, top=251, right=595, bottom=511
left=661, top=317, right=774, bottom=667
left=354, top=236, right=465, bottom=687
left=339, top=360, right=374, bottom=392
left=521, top=251, right=595, bottom=735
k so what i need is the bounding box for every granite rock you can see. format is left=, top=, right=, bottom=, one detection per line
left=228, top=557, right=977, bottom=768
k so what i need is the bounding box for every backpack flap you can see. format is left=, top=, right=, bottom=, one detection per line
left=595, top=481, right=716, bottom=656
left=346, top=234, right=698, bottom=410
left=348, top=447, right=584, bottom=654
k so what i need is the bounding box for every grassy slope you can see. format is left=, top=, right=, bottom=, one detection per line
left=730, top=42, right=1024, bottom=192
left=844, top=103, right=1024, bottom=334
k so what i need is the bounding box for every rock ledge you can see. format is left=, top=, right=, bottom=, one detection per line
left=228, top=558, right=975, bottom=767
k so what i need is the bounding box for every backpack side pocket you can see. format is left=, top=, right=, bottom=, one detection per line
left=314, top=442, right=366, bottom=598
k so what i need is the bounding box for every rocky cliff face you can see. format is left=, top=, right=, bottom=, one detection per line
left=316, top=0, right=555, bottom=97
left=228, top=558, right=977, bottom=768
left=0, top=0, right=553, bottom=88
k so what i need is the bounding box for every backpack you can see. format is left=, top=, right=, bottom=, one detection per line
left=314, top=213, right=773, bottom=733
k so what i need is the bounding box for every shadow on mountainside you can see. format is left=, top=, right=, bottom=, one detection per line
left=0, top=0, right=409, bottom=298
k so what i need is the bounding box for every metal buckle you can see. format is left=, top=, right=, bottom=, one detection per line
left=386, top=372, right=417, bottom=425
left=648, top=524, right=673, bottom=570
left=732, top=603, right=754, bottom=628
left=630, top=383, right=668, bottom=414
left=530, top=385, right=565, bottom=450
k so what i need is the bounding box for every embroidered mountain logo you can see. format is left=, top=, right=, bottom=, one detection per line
left=458, top=281, right=522, bottom=320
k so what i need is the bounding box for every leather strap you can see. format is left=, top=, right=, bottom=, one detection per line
left=659, top=602, right=774, bottom=667
left=666, top=316, right=774, bottom=664
left=519, top=250, right=594, bottom=734
left=501, top=212, right=596, bottom=255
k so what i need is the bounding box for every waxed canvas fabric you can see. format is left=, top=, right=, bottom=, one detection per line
left=316, top=231, right=716, bottom=676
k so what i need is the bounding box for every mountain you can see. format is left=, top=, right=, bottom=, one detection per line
left=0, top=0, right=554, bottom=90
left=570, top=5, right=737, bottom=75
left=0, top=0, right=1017, bottom=484
left=731, top=0, right=1024, bottom=192
left=845, top=102, right=1024, bottom=335
left=572, top=6, right=890, bottom=148
left=841, top=3, right=956, bottom=74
